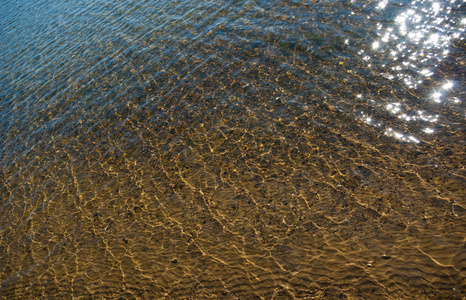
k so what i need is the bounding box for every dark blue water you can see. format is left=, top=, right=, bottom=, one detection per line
left=1, top=0, right=465, bottom=298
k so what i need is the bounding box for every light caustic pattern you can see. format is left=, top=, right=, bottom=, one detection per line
left=0, top=0, right=465, bottom=299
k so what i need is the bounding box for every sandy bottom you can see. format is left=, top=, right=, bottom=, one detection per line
left=0, top=97, right=464, bottom=299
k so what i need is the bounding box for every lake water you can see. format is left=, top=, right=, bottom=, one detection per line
left=0, top=0, right=465, bottom=298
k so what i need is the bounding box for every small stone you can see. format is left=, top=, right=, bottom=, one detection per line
left=382, top=253, right=391, bottom=259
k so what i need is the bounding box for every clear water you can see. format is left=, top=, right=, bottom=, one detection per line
left=0, top=0, right=465, bottom=298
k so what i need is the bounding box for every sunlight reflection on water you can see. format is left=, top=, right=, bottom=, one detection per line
left=357, top=0, right=464, bottom=143
left=0, top=0, right=465, bottom=298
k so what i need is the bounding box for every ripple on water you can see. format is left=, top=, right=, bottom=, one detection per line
left=0, top=0, right=465, bottom=299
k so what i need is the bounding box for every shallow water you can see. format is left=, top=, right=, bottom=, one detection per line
left=0, top=0, right=465, bottom=299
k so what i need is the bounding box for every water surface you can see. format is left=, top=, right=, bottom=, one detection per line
left=0, top=0, right=465, bottom=298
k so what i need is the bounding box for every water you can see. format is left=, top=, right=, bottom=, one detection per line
left=0, top=0, right=465, bottom=298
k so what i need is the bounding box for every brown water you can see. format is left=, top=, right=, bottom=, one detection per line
left=0, top=0, right=465, bottom=299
